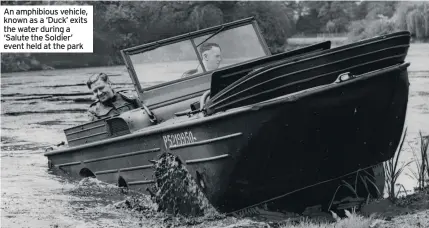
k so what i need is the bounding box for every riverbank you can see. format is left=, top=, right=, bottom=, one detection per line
left=210, top=187, right=428, bottom=228
left=273, top=187, right=428, bottom=228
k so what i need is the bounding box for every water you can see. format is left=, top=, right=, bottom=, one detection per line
left=1, top=43, right=429, bottom=227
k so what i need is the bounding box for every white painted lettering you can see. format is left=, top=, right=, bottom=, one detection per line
left=162, top=131, right=197, bottom=149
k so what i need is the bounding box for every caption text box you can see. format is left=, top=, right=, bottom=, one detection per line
left=1, top=5, right=93, bottom=53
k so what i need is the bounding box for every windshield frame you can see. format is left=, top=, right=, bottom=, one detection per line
left=120, top=17, right=271, bottom=99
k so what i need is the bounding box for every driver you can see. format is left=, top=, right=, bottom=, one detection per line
left=200, top=42, right=222, bottom=71
left=86, top=73, right=142, bottom=121
left=182, top=43, right=222, bottom=78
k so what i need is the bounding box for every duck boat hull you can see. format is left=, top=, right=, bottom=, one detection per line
left=45, top=21, right=410, bottom=214
left=45, top=63, right=409, bottom=213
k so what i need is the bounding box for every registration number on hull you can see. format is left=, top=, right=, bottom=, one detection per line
left=163, top=131, right=197, bottom=149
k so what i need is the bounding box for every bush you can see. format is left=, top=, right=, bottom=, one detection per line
left=393, top=2, right=429, bottom=40
left=1, top=1, right=294, bottom=72
left=347, top=19, right=397, bottom=42
left=230, top=1, right=295, bottom=54
left=348, top=2, right=429, bottom=42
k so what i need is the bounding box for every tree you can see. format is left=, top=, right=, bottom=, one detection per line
left=228, top=1, right=294, bottom=53
left=365, top=1, right=397, bottom=20
left=1, top=1, right=295, bottom=72
left=394, top=2, right=429, bottom=39
left=317, top=1, right=355, bottom=33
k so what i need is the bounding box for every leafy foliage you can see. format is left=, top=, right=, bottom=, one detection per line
left=347, top=18, right=398, bottom=42
left=1, top=1, right=295, bottom=72
left=348, top=1, right=429, bottom=42
left=394, top=2, right=429, bottom=39
left=1, top=1, right=428, bottom=72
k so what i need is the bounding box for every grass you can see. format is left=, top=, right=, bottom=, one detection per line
left=274, top=189, right=429, bottom=228
left=383, top=127, right=413, bottom=202
left=278, top=211, right=373, bottom=228
left=327, top=169, right=381, bottom=212
left=407, top=131, right=429, bottom=191
left=276, top=208, right=429, bottom=228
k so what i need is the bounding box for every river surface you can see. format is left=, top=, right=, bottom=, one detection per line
left=1, top=43, right=429, bottom=228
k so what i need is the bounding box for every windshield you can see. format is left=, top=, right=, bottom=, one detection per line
left=128, top=23, right=268, bottom=88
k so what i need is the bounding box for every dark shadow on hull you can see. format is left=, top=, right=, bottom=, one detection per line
left=118, top=176, right=128, bottom=188
left=217, top=64, right=409, bottom=213
left=79, top=168, right=96, bottom=178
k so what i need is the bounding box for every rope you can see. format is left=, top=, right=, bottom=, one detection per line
left=227, top=163, right=382, bottom=216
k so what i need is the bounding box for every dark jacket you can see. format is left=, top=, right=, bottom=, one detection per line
left=88, top=91, right=142, bottom=121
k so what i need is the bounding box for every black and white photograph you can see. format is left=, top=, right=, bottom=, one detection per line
left=1, top=1, right=428, bottom=227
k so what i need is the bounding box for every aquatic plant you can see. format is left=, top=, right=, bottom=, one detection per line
left=327, top=168, right=381, bottom=212
left=383, top=127, right=412, bottom=202
left=407, top=131, right=429, bottom=191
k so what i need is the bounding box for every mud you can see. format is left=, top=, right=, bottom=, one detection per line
left=151, top=153, right=218, bottom=217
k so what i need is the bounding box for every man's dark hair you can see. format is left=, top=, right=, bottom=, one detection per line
left=199, top=43, right=221, bottom=55
left=87, top=73, right=109, bottom=89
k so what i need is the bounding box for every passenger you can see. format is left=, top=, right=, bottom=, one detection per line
left=182, top=43, right=222, bottom=78
left=86, top=73, right=142, bottom=121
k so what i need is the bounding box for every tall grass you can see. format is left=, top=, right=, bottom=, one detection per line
left=407, top=131, right=429, bottom=191
left=383, top=127, right=413, bottom=202
left=327, top=169, right=381, bottom=212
